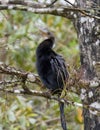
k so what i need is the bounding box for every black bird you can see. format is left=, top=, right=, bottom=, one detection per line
left=36, top=31, right=69, bottom=130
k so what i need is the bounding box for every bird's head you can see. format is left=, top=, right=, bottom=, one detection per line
left=40, top=28, right=55, bottom=41
left=35, top=21, right=55, bottom=43
left=39, top=28, right=55, bottom=49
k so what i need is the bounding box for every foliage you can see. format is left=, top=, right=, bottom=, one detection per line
left=0, top=10, right=83, bottom=130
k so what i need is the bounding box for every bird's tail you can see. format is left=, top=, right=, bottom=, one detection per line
left=59, top=102, right=67, bottom=130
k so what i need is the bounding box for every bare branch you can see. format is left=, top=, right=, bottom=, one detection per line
left=0, top=63, right=41, bottom=86
left=0, top=0, right=99, bottom=19
left=0, top=0, right=45, bottom=8
left=0, top=88, right=100, bottom=115
left=0, top=63, right=99, bottom=89
left=0, top=62, right=100, bottom=115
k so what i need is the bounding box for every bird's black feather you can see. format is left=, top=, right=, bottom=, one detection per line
left=36, top=36, right=68, bottom=130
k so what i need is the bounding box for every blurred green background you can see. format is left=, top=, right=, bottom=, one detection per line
left=0, top=10, right=83, bottom=130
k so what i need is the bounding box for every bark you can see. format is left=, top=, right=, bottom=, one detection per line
left=74, top=0, right=100, bottom=130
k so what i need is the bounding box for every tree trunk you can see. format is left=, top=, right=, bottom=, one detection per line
left=74, top=0, right=100, bottom=130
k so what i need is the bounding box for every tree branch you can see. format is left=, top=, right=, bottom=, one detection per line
left=0, top=63, right=41, bottom=85
left=0, top=63, right=99, bottom=89
left=0, top=0, right=99, bottom=19
left=0, top=0, right=44, bottom=8
left=0, top=87, right=100, bottom=115
left=0, top=63, right=100, bottom=115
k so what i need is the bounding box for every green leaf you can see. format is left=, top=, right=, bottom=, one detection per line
left=7, top=110, right=16, bottom=122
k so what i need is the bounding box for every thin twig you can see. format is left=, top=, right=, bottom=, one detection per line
left=45, top=0, right=58, bottom=7
left=64, top=0, right=76, bottom=7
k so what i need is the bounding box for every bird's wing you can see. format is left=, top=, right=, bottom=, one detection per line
left=50, top=53, right=68, bottom=82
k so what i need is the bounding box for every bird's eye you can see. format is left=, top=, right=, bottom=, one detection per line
left=47, top=32, right=51, bottom=35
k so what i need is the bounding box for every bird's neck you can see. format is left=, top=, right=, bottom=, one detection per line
left=49, top=36, right=55, bottom=44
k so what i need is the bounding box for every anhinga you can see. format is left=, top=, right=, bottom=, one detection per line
left=36, top=30, right=69, bottom=130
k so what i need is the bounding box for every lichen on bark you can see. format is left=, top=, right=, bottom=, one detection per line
left=74, top=0, right=100, bottom=130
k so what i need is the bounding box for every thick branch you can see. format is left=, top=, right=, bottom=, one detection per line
left=0, top=63, right=100, bottom=116
left=0, top=88, right=99, bottom=115
left=0, top=0, right=44, bottom=8
left=0, top=63, right=41, bottom=85
left=0, top=63, right=99, bottom=88
left=0, top=0, right=99, bottom=19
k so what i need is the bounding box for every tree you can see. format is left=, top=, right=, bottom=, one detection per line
left=0, top=0, right=100, bottom=130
